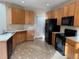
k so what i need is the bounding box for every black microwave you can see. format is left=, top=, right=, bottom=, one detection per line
left=64, top=29, right=77, bottom=37
left=61, top=16, right=74, bottom=26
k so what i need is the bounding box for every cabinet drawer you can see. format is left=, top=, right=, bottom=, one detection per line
left=66, top=39, right=76, bottom=46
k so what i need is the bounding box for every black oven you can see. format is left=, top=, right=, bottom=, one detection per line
left=55, top=33, right=66, bottom=56
left=55, top=29, right=77, bottom=56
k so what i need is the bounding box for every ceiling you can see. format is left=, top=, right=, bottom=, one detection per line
left=0, top=0, right=70, bottom=12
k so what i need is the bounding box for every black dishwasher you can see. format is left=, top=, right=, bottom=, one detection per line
left=7, top=37, right=13, bottom=59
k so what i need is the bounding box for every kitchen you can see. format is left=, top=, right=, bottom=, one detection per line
left=0, top=0, right=79, bottom=59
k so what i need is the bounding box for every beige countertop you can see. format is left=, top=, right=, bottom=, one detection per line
left=52, top=32, right=79, bottom=42
left=66, top=36, right=79, bottom=43
left=0, top=32, right=15, bottom=41
left=0, top=29, right=34, bottom=41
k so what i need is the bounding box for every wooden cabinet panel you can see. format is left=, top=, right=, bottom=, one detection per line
left=46, top=11, right=50, bottom=19
left=68, top=2, right=75, bottom=16
left=63, top=4, right=69, bottom=17
left=12, top=7, right=25, bottom=24
left=57, top=8, right=64, bottom=25
left=13, top=31, right=26, bottom=49
left=0, top=42, right=8, bottom=59
left=65, top=39, right=79, bottom=59
left=74, top=1, right=79, bottom=26
left=25, top=10, right=30, bottom=24
left=26, top=30, right=34, bottom=41
left=65, top=40, right=75, bottom=59
left=47, top=10, right=56, bottom=19
left=52, top=33, right=56, bottom=47
left=67, top=44, right=75, bottom=59
left=25, top=10, right=35, bottom=24
left=54, top=10, right=58, bottom=18
left=29, top=11, right=35, bottom=24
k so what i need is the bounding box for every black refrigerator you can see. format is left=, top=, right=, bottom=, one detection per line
left=45, top=19, right=58, bottom=45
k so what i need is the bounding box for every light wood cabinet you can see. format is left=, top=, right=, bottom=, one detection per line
left=68, top=2, right=75, bottom=16
left=74, top=1, right=79, bottom=26
left=12, top=7, right=25, bottom=24
left=54, top=10, right=58, bottom=18
left=46, top=11, right=50, bottom=19
left=0, top=37, right=13, bottom=59
left=52, top=32, right=57, bottom=47
left=29, top=11, right=35, bottom=24
left=46, top=0, right=79, bottom=26
left=65, top=39, right=79, bottom=59
left=65, top=40, right=75, bottom=59
left=46, top=11, right=53, bottom=19
left=56, top=8, right=64, bottom=25
left=13, top=31, right=26, bottom=48
left=63, top=4, right=69, bottom=17
left=26, top=30, right=34, bottom=41
left=25, top=10, right=30, bottom=24
left=25, top=10, right=35, bottom=24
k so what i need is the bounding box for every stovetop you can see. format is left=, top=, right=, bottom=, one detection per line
left=56, top=33, right=65, bottom=37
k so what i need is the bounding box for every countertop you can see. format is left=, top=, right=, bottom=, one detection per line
left=0, top=29, right=34, bottom=42
left=66, top=36, right=79, bottom=43
left=6, top=29, right=34, bottom=32
left=0, top=32, right=15, bottom=41
left=52, top=32, right=79, bottom=43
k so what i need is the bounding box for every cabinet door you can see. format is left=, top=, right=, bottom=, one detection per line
left=26, top=31, right=34, bottom=41
left=52, top=33, right=56, bottom=47
left=65, top=39, right=76, bottom=59
left=46, top=11, right=53, bottom=19
left=12, top=7, right=25, bottom=24
left=13, top=31, right=26, bottom=49
left=74, top=1, right=79, bottom=26
left=25, top=10, right=30, bottom=24
left=57, top=8, right=64, bottom=25
left=54, top=10, right=58, bottom=18
left=68, top=2, right=75, bottom=16
left=63, top=4, right=69, bottom=17
left=29, top=11, right=35, bottom=24
left=67, top=44, right=75, bottom=59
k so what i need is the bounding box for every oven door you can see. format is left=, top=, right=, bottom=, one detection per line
left=55, top=35, right=66, bottom=56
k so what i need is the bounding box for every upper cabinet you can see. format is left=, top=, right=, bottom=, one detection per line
left=63, top=4, right=69, bottom=17
left=46, top=0, right=79, bottom=26
left=46, top=11, right=53, bottom=19
left=68, top=2, right=75, bottom=16
left=25, top=10, right=35, bottom=24
left=11, top=7, right=25, bottom=24
left=57, top=8, right=64, bottom=25
left=25, top=10, right=30, bottom=24
left=74, top=1, right=79, bottom=26
left=11, top=6, right=35, bottom=24
left=29, top=11, right=35, bottom=24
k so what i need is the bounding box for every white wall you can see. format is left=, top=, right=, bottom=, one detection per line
left=35, top=12, right=46, bottom=38
left=0, top=3, right=7, bottom=30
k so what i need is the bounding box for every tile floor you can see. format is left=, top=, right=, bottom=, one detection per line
left=11, top=39, right=67, bottom=59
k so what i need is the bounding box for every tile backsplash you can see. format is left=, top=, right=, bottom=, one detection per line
left=6, top=24, right=35, bottom=31
left=60, top=26, right=79, bottom=36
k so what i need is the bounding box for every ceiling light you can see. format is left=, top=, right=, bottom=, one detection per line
left=46, top=3, right=50, bottom=6
left=22, top=1, right=24, bottom=3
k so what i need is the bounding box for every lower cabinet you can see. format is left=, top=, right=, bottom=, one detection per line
left=65, top=43, right=75, bottom=59
left=13, top=31, right=34, bottom=49
left=7, top=37, right=13, bottom=59
left=26, top=30, right=34, bottom=41
left=13, top=31, right=26, bottom=49
left=65, top=39, right=79, bottom=59
left=52, top=33, right=56, bottom=47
